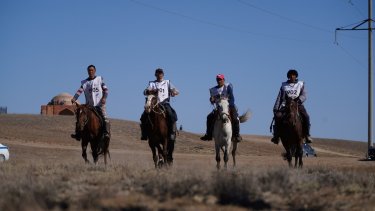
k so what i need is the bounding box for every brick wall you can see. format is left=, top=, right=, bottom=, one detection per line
left=41, top=105, right=75, bottom=115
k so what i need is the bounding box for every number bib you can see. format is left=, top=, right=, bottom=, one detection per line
left=282, top=81, right=304, bottom=99
left=148, top=80, right=170, bottom=102
left=82, top=76, right=104, bottom=106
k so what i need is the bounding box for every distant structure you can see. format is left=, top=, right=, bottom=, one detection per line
left=0, top=107, right=7, bottom=114
left=179, top=125, right=183, bottom=131
left=41, top=93, right=79, bottom=116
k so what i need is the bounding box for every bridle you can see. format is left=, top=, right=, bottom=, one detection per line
left=145, top=95, right=166, bottom=117
left=78, top=106, right=89, bottom=129
left=216, top=98, right=231, bottom=123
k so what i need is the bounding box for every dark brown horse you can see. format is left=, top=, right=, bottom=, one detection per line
left=144, top=93, right=171, bottom=168
left=279, top=98, right=304, bottom=168
left=75, top=104, right=110, bottom=165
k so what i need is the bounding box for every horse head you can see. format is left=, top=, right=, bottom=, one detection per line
left=285, top=97, right=299, bottom=125
left=216, top=98, right=231, bottom=123
left=144, top=92, right=158, bottom=114
left=76, top=104, right=90, bottom=131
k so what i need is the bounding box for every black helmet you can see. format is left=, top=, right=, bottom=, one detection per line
left=287, top=69, right=298, bottom=78
left=155, top=68, right=164, bottom=75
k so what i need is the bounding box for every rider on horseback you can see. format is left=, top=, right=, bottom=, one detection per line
left=200, top=74, right=243, bottom=142
left=71, top=64, right=111, bottom=141
left=140, top=68, right=179, bottom=141
left=271, top=69, right=313, bottom=144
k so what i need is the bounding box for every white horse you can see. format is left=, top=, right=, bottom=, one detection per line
left=213, top=98, right=251, bottom=170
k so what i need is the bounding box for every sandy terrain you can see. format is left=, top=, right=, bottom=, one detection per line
left=0, top=114, right=374, bottom=210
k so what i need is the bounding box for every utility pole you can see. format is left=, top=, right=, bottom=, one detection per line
left=368, top=0, right=373, bottom=151
left=336, top=0, right=374, bottom=159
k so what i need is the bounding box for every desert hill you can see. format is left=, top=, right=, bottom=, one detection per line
left=0, top=114, right=374, bottom=211
left=0, top=114, right=368, bottom=157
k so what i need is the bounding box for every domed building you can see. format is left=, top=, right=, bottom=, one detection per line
left=41, top=93, right=80, bottom=116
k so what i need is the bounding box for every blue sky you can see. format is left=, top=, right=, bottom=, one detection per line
left=0, top=0, right=373, bottom=142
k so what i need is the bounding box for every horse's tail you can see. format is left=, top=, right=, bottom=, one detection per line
left=239, top=110, right=252, bottom=123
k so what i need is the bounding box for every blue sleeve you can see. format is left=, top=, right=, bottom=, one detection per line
left=227, top=83, right=235, bottom=106
left=273, top=87, right=282, bottom=111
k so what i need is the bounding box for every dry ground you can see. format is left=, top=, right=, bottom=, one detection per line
left=0, top=114, right=374, bottom=211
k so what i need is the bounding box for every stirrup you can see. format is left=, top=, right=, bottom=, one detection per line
left=71, top=134, right=81, bottom=141
left=305, top=136, right=313, bottom=144
left=271, top=136, right=280, bottom=144
left=103, top=133, right=110, bottom=140
left=233, top=135, right=242, bottom=143
left=200, top=134, right=212, bottom=141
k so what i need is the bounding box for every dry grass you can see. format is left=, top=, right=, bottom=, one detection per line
left=1, top=161, right=375, bottom=210
left=1, top=114, right=374, bottom=210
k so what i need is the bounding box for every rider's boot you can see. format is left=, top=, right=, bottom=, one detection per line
left=169, top=122, right=177, bottom=141
left=200, top=116, right=213, bottom=141
left=103, top=119, right=111, bottom=141
left=305, top=125, right=313, bottom=144
left=140, top=123, right=148, bottom=140
left=232, top=119, right=242, bottom=142
left=71, top=122, right=81, bottom=141
left=271, top=125, right=280, bottom=144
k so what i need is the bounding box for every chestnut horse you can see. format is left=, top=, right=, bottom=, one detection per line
left=279, top=98, right=304, bottom=168
left=144, top=94, right=172, bottom=168
left=75, top=104, right=110, bottom=165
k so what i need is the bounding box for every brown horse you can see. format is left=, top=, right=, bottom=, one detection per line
left=75, top=104, right=110, bottom=165
left=279, top=98, right=304, bottom=168
left=144, top=93, right=171, bottom=168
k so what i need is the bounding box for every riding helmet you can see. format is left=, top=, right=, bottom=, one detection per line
left=287, top=69, right=298, bottom=78
left=155, top=68, right=164, bottom=75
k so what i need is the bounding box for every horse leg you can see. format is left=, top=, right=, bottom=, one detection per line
left=148, top=141, right=158, bottom=168
left=232, top=141, right=237, bottom=169
left=223, top=147, right=229, bottom=169
left=162, top=138, right=168, bottom=166
left=156, top=144, right=164, bottom=168
left=91, top=141, right=99, bottom=164
left=297, top=143, right=303, bottom=168
left=215, top=144, right=221, bottom=170
left=81, top=139, right=89, bottom=163
left=167, top=139, right=175, bottom=166
left=285, top=148, right=292, bottom=167
left=103, top=137, right=110, bottom=166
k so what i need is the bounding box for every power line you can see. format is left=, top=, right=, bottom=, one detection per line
left=238, top=0, right=366, bottom=41
left=128, top=0, right=325, bottom=43
left=237, top=0, right=332, bottom=34
left=336, top=43, right=367, bottom=68
left=347, top=0, right=367, bottom=18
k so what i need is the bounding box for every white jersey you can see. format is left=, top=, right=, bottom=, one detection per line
left=282, top=80, right=304, bottom=99
left=274, top=80, right=307, bottom=111
left=147, top=79, right=173, bottom=103
left=81, top=76, right=104, bottom=106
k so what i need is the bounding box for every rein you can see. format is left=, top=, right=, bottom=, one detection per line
left=151, top=102, right=166, bottom=117
left=146, top=96, right=166, bottom=129
left=79, top=107, right=91, bottom=129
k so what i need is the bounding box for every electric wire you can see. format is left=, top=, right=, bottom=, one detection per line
left=129, top=0, right=326, bottom=43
